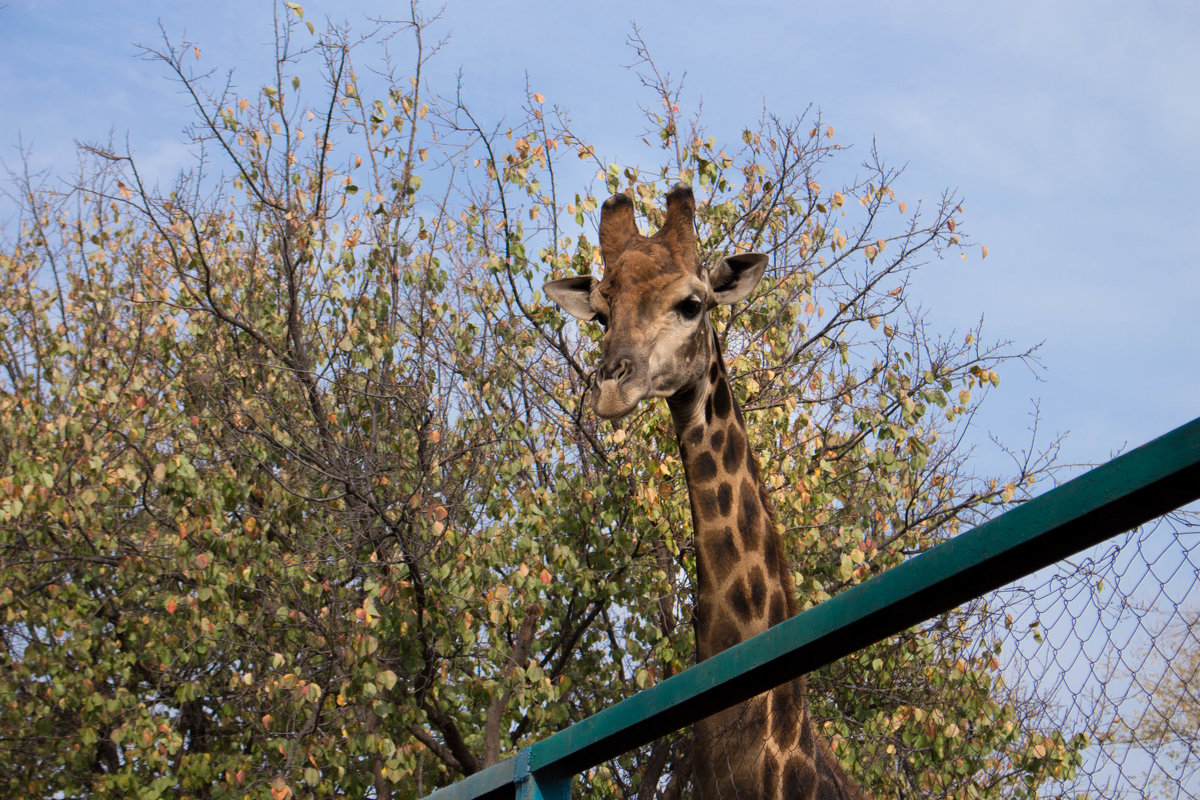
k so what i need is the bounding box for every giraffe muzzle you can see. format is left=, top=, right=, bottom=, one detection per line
left=592, top=356, right=650, bottom=419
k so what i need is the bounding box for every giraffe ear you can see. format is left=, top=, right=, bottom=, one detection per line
left=709, top=253, right=768, bottom=305
left=543, top=275, right=598, bottom=321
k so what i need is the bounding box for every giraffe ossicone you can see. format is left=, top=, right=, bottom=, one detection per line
left=545, top=183, right=869, bottom=799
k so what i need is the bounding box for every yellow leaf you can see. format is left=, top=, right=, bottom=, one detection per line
left=981, top=244, right=989, bottom=259
left=153, top=462, right=166, bottom=483
left=533, top=92, right=545, bottom=104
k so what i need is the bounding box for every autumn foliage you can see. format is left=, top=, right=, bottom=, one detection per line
left=0, top=6, right=1085, bottom=799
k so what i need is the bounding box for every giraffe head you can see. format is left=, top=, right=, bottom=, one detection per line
left=544, top=184, right=768, bottom=419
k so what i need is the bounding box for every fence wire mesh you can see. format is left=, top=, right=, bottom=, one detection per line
left=582, top=508, right=1198, bottom=800
left=986, top=510, right=1200, bottom=798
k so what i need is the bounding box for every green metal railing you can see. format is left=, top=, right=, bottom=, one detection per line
left=424, top=417, right=1200, bottom=800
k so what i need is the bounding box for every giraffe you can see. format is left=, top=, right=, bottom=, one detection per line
left=544, top=184, right=868, bottom=800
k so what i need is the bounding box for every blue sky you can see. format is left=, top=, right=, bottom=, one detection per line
left=2, top=0, right=1197, bottom=476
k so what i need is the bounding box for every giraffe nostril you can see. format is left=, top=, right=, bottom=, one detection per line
left=600, top=357, right=633, bottom=383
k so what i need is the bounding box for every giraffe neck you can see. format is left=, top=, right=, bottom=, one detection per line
left=667, top=335, right=797, bottom=659
left=667, top=332, right=867, bottom=800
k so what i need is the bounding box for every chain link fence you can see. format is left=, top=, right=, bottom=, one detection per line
left=988, top=508, right=1199, bottom=798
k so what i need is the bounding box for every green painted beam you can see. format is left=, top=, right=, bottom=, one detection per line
left=421, top=756, right=518, bottom=800
left=424, top=417, right=1200, bottom=799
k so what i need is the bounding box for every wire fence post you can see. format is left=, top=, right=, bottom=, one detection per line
left=515, top=749, right=572, bottom=800
left=516, top=773, right=571, bottom=800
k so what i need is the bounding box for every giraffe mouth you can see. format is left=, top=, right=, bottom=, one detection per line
left=592, top=376, right=649, bottom=419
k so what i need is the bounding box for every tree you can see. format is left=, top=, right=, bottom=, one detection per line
left=0, top=5, right=1079, bottom=798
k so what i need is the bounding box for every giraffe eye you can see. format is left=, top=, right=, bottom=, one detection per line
left=676, top=297, right=704, bottom=321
